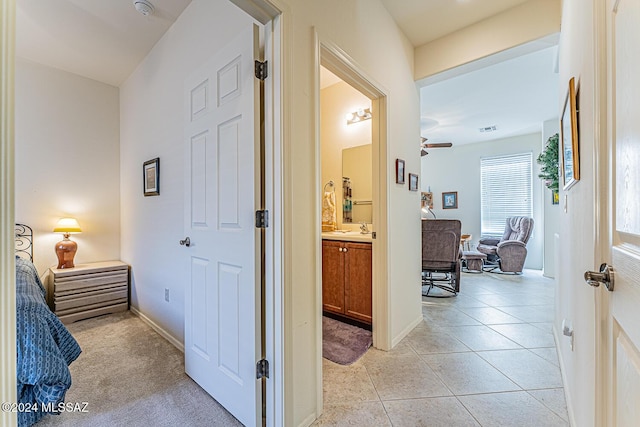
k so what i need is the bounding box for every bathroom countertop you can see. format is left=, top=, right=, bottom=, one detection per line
left=321, top=231, right=373, bottom=243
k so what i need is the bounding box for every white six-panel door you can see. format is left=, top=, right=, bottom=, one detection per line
left=605, top=0, right=640, bottom=425
left=183, top=24, right=261, bottom=427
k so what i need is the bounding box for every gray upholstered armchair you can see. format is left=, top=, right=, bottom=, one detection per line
left=477, top=216, right=534, bottom=273
left=422, top=219, right=462, bottom=296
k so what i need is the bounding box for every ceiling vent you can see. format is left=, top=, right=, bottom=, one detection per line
left=479, top=125, right=497, bottom=133
left=133, top=0, right=155, bottom=16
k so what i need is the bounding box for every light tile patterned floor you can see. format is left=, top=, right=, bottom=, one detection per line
left=314, top=270, right=569, bottom=426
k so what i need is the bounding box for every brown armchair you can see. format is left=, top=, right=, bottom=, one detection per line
left=422, top=219, right=462, bottom=297
left=477, top=216, right=534, bottom=273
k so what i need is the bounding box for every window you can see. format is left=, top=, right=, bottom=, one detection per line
left=480, top=153, right=533, bottom=237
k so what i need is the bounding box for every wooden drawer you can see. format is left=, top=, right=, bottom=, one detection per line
left=49, top=261, right=129, bottom=324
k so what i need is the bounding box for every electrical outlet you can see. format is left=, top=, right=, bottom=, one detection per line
left=164, top=288, right=170, bottom=302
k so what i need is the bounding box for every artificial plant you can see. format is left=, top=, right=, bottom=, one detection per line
left=537, top=132, right=560, bottom=192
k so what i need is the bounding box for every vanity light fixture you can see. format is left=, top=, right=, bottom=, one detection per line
left=346, top=107, right=372, bottom=125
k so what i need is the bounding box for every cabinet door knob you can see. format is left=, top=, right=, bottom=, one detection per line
left=338, top=247, right=343, bottom=252
left=179, top=237, right=191, bottom=247
left=343, top=248, right=348, bottom=252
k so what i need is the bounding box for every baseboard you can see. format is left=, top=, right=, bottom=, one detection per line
left=130, top=306, right=184, bottom=353
left=297, top=412, right=318, bottom=427
left=553, top=326, right=576, bottom=427
left=391, top=314, right=423, bottom=348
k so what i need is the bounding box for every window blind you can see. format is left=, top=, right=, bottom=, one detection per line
left=480, top=153, right=533, bottom=237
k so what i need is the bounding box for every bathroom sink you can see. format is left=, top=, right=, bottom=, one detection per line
left=322, top=230, right=373, bottom=242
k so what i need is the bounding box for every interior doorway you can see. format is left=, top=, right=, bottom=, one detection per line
left=315, top=35, right=390, bottom=413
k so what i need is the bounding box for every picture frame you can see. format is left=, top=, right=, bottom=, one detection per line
left=552, top=190, right=560, bottom=205
left=421, top=191, right=433, bottom=209
left=143, top=157, right=160, bottom=196
left=408, top=173, right=419, bottom=191
left=561, top=77, right=580, bottom=190
left=442, top=191, right=458, bottom=209
left=395, top=159, right=405, bottom=184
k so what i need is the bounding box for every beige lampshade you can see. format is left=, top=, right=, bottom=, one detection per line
left=53, top=218, right=82, bottom=234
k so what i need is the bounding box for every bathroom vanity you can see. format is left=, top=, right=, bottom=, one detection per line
left=321, top=232, right=372, bottom=325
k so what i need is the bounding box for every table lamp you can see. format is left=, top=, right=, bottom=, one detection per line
left=53, top=217, right=82, bottom=269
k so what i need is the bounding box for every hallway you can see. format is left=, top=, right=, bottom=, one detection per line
left=315, top=270, right=569, bottom=426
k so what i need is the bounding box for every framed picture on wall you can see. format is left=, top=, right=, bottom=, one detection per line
left=421, top=191, right=433, bottom=209
left=409, top=173, right=419, bottom=191
left=442, top=191, right=458, bottom=209
left=143, top=157, right=160, bottom=196
left=561, top=77, right=580, bottom=190
left=395, top=159, right=405, bottom=184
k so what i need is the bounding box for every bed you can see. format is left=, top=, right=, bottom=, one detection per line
left=15, top=224, right=82, bottom=427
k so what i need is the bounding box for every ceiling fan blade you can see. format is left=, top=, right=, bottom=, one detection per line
left=425, top=142, right=453, bottom=148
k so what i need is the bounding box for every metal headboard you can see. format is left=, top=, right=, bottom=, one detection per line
left=15, top=223, right=33, bottom=261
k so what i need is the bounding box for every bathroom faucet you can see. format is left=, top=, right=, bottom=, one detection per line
left=360, top=222, right=370, bottom=234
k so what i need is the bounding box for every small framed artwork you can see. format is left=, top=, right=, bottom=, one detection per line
left=552, top=190, right=560, bottom=205
left=561, top=77, right=580, bottom=190
left=143, top=157, right=160, bottom=196
left=421, top=191, right=433, bottom=209
left=442, top=191, right=458, bottom=209
left=408, top=173, right=419, bottom=191
left=395, top=159, right=405, bottom=184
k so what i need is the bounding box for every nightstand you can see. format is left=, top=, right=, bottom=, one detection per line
left=47, top=261, right=129, bottom=324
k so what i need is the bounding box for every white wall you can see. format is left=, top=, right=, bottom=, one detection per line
left=119, top=0, right=254, bottom=344
left=414, top=0, right=562, bottom=81
left=556, top=0, right=599, bottom=425
left=542, top=118, right=560, bottom=278
left=14, top=59, right=120, bottom=275
left=421, top=133, right=544, bottom=269
left=282, top=2, right=421, bottom=423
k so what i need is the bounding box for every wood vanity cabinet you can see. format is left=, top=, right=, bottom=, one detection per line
left=322, top=239, right=372, bottom=325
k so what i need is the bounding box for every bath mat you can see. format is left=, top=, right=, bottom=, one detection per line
left=322, top=316, right=372, bottom=365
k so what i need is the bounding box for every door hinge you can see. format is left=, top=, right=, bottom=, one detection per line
left=256, top=359, right=269, bottom=379
left=256, top=210, right=269, bottom=228
left=255, top=60, right=268, bottom=80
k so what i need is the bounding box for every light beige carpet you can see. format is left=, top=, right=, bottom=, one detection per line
left=37, top=311, right=242, bottom=427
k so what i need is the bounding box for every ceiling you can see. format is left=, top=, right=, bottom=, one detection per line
left=16, top=0, right=558, bottom=146
left=16, top=0, right=192, bottom=87
left=419, top=46, right=559, bottom=146
left=378, top=0, right=530, bottom=47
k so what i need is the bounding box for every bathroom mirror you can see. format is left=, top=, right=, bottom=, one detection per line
left=342, top=144, right=372, bottom=223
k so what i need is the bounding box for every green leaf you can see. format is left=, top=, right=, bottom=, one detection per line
left=536, top=133, right=559, bottom=192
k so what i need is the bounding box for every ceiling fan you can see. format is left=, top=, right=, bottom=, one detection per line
left=420, top=137, right=452, bottom=156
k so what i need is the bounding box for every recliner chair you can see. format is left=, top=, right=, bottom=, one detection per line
left=477, top=216, right=534, bottom=273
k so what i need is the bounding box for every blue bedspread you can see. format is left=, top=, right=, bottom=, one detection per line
left=16, top=257, right=81, bottom=427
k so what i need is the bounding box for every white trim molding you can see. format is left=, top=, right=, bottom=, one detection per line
left=0, top=1, right=17, bottom=426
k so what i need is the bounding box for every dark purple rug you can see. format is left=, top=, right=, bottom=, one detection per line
left=322, top=316, right=372, bottom=365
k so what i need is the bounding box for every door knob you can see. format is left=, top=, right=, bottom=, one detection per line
left=584, top=263, right=614, bottom=291
left=179, top=237, right=191, bottom=247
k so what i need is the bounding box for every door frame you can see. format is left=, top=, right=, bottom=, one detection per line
left=313, top=29, right=391, bottom=413
left=0, top=1, right=17, bottom=426
left=229, top=2, right=286, bottom=425
left=592, top=0, right=610, bottom=424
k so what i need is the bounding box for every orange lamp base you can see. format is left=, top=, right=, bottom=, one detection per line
left=55, top=236, right=77, bottom=269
